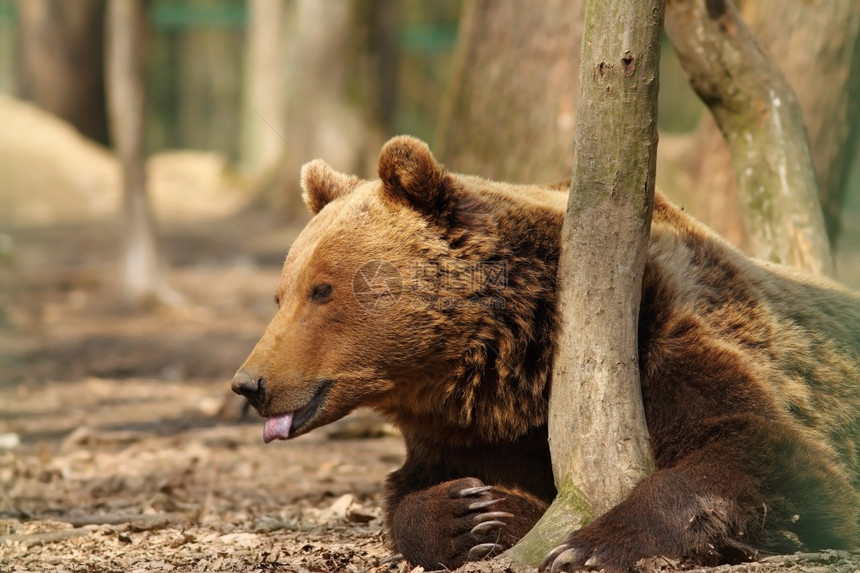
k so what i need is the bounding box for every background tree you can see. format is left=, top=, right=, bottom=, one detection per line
left=740, top=0, right=860, bottom=247
left=440, top=0, right=860, bottom=275
left=106, top=0, right=178, bottom=307
left=665, top=0, right=834, bottom=276
left=239, top=0, right=286, bottom=178
left=436, top=0, right=585, bottom=183
left=15, top=0, right=109, bottom=144
left=660, top=0, right=860, bottom=259
left=251, top=0, right=386, bottom=217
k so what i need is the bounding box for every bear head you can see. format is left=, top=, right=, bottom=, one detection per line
left=233, top=136, right=560, bottom=444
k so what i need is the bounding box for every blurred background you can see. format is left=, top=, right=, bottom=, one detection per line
left=0, top=0, right=468, bottom=394
left=0, top=0, right=857, bottom=438
left=0, top=2, right=858, bottom=570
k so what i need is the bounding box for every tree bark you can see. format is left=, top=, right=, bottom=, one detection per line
left=16, top=0, right=109, bottom=144
left=665, top=0, right=835, bottom=277
left=505, top=0, right=662, bottom=563
left=436, top=0, right=585, bottom=183
left=106, top=0, right=179, bottom=308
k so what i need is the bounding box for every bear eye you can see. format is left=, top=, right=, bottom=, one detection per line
left=310, top=283, right=333, bottom=304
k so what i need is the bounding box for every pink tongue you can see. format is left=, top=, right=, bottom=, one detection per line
left=263, top=412, right=294, bottom=443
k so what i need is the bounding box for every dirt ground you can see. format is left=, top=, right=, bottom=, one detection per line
left=1, top=98, right=859, bottom=573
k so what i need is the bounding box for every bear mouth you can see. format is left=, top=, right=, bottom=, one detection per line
left=262, top=379, right=332, bottom=443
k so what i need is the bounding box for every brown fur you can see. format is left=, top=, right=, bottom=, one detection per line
left=234, top=136, right=860, bottom=572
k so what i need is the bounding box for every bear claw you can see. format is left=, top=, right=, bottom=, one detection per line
left=540, top=545, right=586, bottom=573
left=456, top=485, right=494, bottom=497
left=473, top=510, right=514, bottom=523
left=470, top=520, right=506, bottom=536
left=468, top=497, right=504, bottom=511
left=539, top=544, right=571, bottom=572
left=468, top=542, right=504, bottom=560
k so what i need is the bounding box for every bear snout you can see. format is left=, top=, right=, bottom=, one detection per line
left=231, top=370, right=265, bottom=409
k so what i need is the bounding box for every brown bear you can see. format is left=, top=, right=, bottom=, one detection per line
left=232, top=135, right=860, bottom=572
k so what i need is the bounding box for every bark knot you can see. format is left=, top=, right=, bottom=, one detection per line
left=622, top=53, right=636, bottom=76
left=596, top=60, right=614, bottom=80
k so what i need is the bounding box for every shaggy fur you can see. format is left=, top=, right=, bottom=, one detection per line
left=233, top=136, right=860, bottom=572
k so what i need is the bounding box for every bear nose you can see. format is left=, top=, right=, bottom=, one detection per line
left=232, top=370, right=264, bottom=401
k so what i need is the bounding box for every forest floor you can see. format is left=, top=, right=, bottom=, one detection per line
left=1, top=97, right=859, bottom=573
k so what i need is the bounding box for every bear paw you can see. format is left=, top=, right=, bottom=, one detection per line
left=538, top=521, right=660, bottom=573
left=392, top=477, right=517, bottom=569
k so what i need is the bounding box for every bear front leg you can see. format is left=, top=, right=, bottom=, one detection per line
left=540, top=464, right=761, bottom=573
left=387, top=477, right=547, bottom=570
left=541, top=414, right=860, bottom=573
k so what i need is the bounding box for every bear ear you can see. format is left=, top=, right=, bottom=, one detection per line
left=378, top=136, right=449, bottom=216
left=301, top=159, right=363, bottom=215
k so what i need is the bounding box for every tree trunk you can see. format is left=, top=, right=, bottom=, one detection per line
left=665, top=0, right=860, bottom=258
left=665, top=0, right=835, bottom=277
left=505, top=0, right=662, bottom=563
left=738, top=0, right=860, bottom=247
left=16, top=0, right=109, bottom=144
left=105, top=0, right=179, bottom=308
left=366, top=0, right=398, bottom=133
left=256, top=0, right=383, bottom=218
left=239, top=0, right=287, bottom=177
left=436, top=0, right=585, bottom=183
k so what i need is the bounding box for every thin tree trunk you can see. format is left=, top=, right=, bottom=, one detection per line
left=258, top=0, right=381, bottom=217
left=105, top=0, right=179, bottom=307
left=436, top=0, right=585, bottom=183
left=239, top=0, right=286, bottom=177
left=665, top=0, right=835, bottom=277
left=505, top=0, right=662, bottom=563
left=367, top=0, right=398, bottom=132
left=220, top=0, right=384, bottom=417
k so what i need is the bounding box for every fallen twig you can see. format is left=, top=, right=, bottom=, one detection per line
left=59, top=512, right=182, bottom=531
left=0, top=528, right=89, bottom=548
